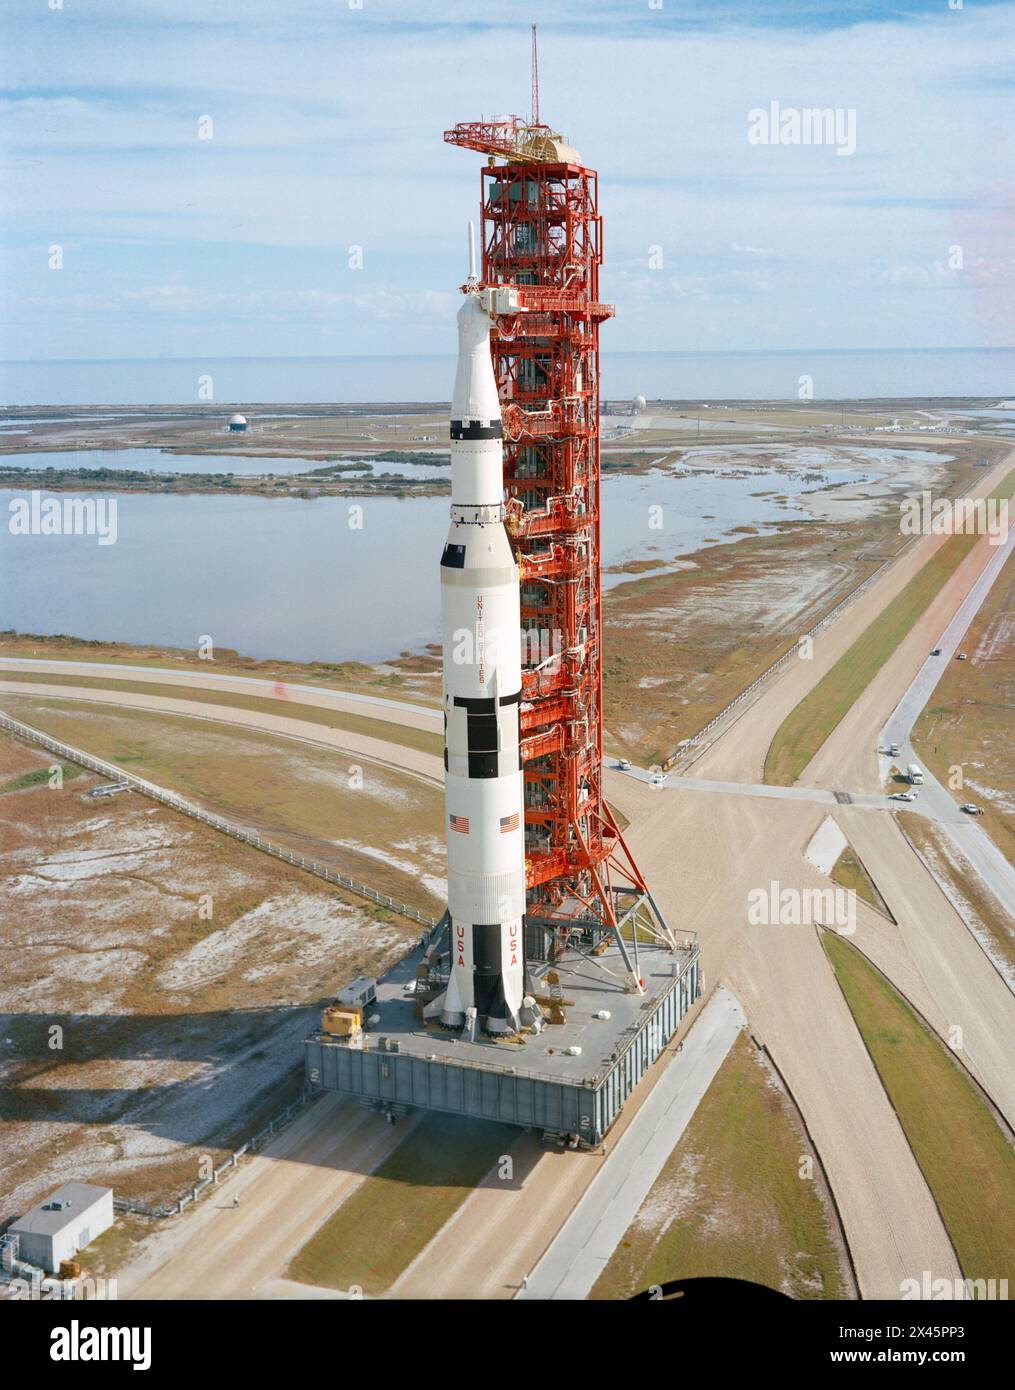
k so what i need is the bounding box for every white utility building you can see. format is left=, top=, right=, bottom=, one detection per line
left=9, top=1183, right=113, bottom=1273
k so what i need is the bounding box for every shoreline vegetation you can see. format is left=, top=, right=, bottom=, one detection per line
left=0, top=449, right=654, bottom=498
left=0, top=450, right=453, bottom=499
left=1, top=397, right=1006, bottom=499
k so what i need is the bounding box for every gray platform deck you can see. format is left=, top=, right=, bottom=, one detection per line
left=305, top=937, right=700, bottom=1145
left=407, top=944, right=688, bottom=1079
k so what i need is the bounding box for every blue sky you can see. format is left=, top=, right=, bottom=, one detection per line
left=2, top=0, right=1013, bottom=361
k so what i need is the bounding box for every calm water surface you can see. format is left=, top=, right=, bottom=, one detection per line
left=1, top=451, right=876, bottom=662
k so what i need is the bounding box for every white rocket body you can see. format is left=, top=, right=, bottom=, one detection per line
left=437, top=290, right=527, bottom=1034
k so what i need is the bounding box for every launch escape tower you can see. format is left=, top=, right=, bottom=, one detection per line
left=443, top=110, right=676, bottom=984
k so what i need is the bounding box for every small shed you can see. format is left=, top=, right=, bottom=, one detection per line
left=228, top=413, right=248, bottom=432
left=9, top=1183, right=114, bottom=1273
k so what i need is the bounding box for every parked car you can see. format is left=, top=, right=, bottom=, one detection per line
left=957, top=652, right=968, bottom=661
left=890, top=791, right=917, bottom=802
left=931, top=647, right=941, bottom=656
left=888, top=742, right=900, bottom=757
left=960, top=804, right=984, bottom=816
left=617, top=758, right=631, bottom=771
left=650, top=772, right=666, bottom=787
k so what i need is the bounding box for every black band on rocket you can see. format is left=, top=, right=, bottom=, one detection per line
left=451, top=419, right=502, bottom=440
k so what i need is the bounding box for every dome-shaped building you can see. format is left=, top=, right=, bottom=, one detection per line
left=227, top=413, right=248, bottom=432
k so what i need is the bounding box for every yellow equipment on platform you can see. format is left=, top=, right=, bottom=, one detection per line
left=321, top=1004, right=362, bottom=1039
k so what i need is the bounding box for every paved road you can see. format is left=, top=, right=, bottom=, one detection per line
left=124, top=1095, right=413, bottom=1300
left=615, top=765, right=894, bottom=810
left=0, top=664, right=899, bottom=816
left=0, top=657, right=441, bottom=729
left=517, top=988, right=746, bottom=1300
left=879, top=518, right=1015, bottom=923
left=582, top=456, right=1015, bottom=1295
left=387, top=990, right=716, bottom=1301
left=838, top=805, right=1015, bottom=1119
left=0, top=680, right=444, bottom=789
left=607, top=776, right=964, bottom=1299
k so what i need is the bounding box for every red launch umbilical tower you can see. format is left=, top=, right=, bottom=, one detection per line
left=445, top=106, right=675, bottom=982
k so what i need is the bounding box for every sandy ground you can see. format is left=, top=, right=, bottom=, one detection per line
left=123, top=1096, right=414, bottom=1299
left=838, top=809, right=1015, bottom=1122
left=0, top=748, right=417, bottom=1224
left=119, top=984, right=716, bottom=1302
left=110, top=778, right=968, bottom=1300
left=385, top=454, right=1013, bottom=1300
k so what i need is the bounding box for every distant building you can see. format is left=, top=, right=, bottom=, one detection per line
left=228, top=413, right=248, bottom=432
left=9, top=1183, right=114, bottom=1273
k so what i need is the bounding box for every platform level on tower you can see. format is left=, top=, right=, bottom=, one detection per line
left=304, top=927, right=700, bottom=1147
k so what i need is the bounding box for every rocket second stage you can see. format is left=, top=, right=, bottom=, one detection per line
left=434, top=281, right=527, bottom=1035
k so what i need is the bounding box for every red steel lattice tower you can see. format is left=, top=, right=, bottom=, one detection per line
left=444, top=112, right=675, bottom=978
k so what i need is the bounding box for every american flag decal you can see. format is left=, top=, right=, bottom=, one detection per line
left=499, top=813, right=520, bottom=833
left=449, top=813, right=470, bottom=834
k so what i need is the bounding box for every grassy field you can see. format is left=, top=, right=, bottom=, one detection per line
left=0, top=629, right=443, bottom=702
left=0, top=438, right=984, bottom=771
left=764, top=469, right=1015, bottom=786
left=0, top=669, right=443, bottom=759
left=590, top=1034, right=851, bottom=1300
left=897, top=811, right=1015, bottom=976
left=604, top=523, right=888, bottom=766
left=0, top=695, right=446, bottom=916
left=605, top=445, right=997, bottom=766
left=911, top=544, right=1015, bottom=869
left=82, top=1214, right=152, bottom=1283
left=287, top=1113, right=515, bottom=1296
left=0, top=723, right=418, bottom=1219
left=1, top=759, right=81, bottom=793
left=822, top=931, right=1015, bottom=1292
left=830, top=844, right=892, bottom=919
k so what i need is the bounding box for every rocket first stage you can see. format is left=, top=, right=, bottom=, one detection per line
left=431, top=233, right=527, bottom=1036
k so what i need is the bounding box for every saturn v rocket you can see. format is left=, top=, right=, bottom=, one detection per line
left=429, top=234, right=528, bottom=1036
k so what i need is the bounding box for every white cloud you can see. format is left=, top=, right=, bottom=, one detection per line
left=2, top=0, right=1013, bottom=357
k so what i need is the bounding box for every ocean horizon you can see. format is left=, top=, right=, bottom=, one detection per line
left=1, top=346, right=1012, bottom=407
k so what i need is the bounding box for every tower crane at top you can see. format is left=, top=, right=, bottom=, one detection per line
left=443, top=24, right=581, bottom=166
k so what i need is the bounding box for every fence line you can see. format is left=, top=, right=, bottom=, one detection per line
left=0, top=711, right=440, bottom=931
left=113, top=1088, right=318, bottom=1219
